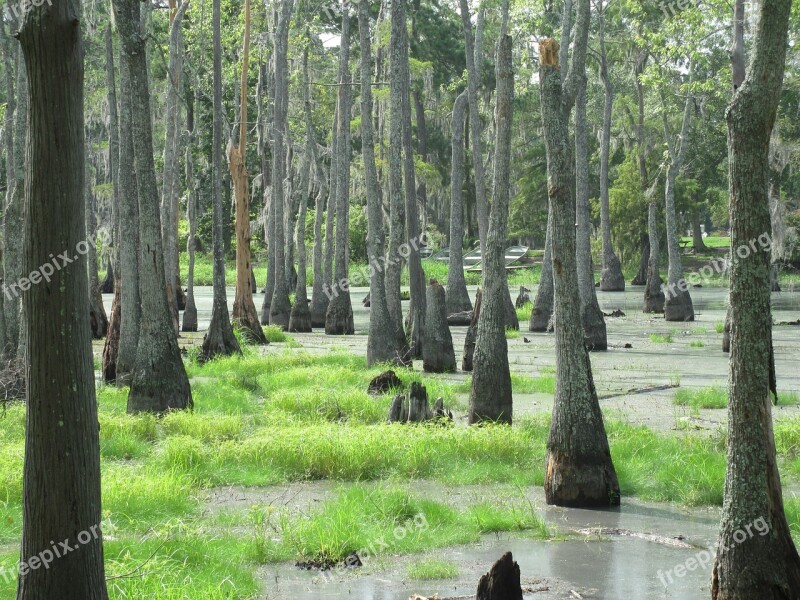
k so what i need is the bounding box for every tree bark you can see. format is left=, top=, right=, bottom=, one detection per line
left=182, top=118, right=199, bottom=333
left=17, top=1, right=108, bottom=596
left=468, top=34, right=514, bottom=425
left=423, top=280, right=456, bottom=373
left=662, top=85, right=695, bottom=322
left=632, top=233, right=649, bottom=285
left=530, top=210, right=554, bottom=332
left=114, top=9, right=140, bottom=385
left=458, top=0, right=489, bottom=247
left=326, top=4, right=355, bottom=336
left=0, top=16, right=15, bottom=359
left=268, top=0, right=295, bottom=331
left=360, top=0, right=406, bottom=364
left=597, top=2, right=624, bottom=292
left=230, top=0, right=268, bottom=343
left=201, top=0, right=242, bottom=361
left=102, top=20, right=121, bottom=382
left=86, top=153, right=108, bottom=339
left=161, top=1, right=188, bottom=331
left=539, top=1, right=619, bottom=506
left=575, top=75, right=607, bottom=350
left=113, top=0, right=193, bottom=412
left=446, top=90, right=473, bottom=315
left=712, top=0, right=800, bottom=594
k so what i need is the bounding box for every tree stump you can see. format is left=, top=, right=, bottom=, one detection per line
left=407, top=382, right=431, bottom=422
left=432, top=397, right=453, bottom=421
left=100, top=258, right=115, bottom=293
left=388, top=393, right=408, bottom=423
left=423, top=280, right=456, bottom=373
left=476, top=552, right=523, bottom=600
left=515, top=286, right=530, bottom=308
left=462, top=288, right=482, bottom=372
left=368, top=370, right=404, bottom=395
left=387, top=384, right=453, bottom=424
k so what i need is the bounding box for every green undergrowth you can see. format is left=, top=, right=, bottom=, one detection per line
left=674, top=386, right=799, bottom=410
left=4, top=349, right=800, bottom=598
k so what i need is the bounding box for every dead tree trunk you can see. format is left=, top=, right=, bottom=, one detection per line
left=476, top=553, right=523, bottom=600
left=539, top=1, right=619, bottom=506
left=230, top=0, right=268, bottom=343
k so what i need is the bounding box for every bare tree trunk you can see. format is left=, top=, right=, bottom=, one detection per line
left=662, top=87, right=695, bottom=322
left=86, top=153, right=108, bottom=339
left=182, top=112, right=199, bottom=333
left=446, top=90, right=473, bottom=315
left=597, top=1, right=624, bottom=292
left=161, top=1, right=188, bottom=331
left=539, top=0, right=619, bottom=507
left=468, top=33, right=514, bottom=424
left=398, top=0, right=426, bottom=356
left=326, top=4, right=355, bottom=336
left=230, top=0, right=268, bottom=343
left=530, top=210, right=554, bottom=332
left=575, top=75, right=607, bottom=350
left=0, top=17, right=15, bottom=359
left=385, top=0, right=408, bottom=353
left=102, top=20, right=121, bottom=382
left=631, top=233, right=649, bottom=285
left=712, top=0, right=800, bottom=594
left=113, top=0, right=192, bottom=412
left=268, top=0, right=294, bottom=331
left=458, top=0, right=489, bottom=247
left=201, top=0, right=242, bottom=361
left=114, top=15, right=140, bottom=385
left=17, top=1, right=108, bottom=595
left=360, top=0, right=405, bottom=364
left=691, top=210, right=708, bottom=253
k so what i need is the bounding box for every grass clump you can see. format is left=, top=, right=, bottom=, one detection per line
left=675, top=387, right=800, bottom=410
left=689, top=341, right=705, bottom=348
left=516, top=302, right=532, bottom=323
left=650, top=333, right=673, bottom=344
left=407, top=557, right=459, bottom=580
left=715, top=322, right=725, bottom=334
left=506, top=328, right=520, bottom=340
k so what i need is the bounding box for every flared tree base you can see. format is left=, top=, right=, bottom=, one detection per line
left=325, top=293, right=355, bottom=335
left=664, top=288, right=695, bottom=322
left=600, top=255, right=625, bottom=291
left=288, top=296, right=312, bottom=333
left=310, top=287, right=331, bottom=328
left=529, top=306, right=554, bottom=333
left=544, top=450, right=621, bottom=507
left=102, top=293, right=121, bottom=384
left=90, top=300, right=109, bottom=340
left=446, top=283, right=473, bottom=316
left=643, top=277, right=665, bottom=313
left=182, top=298, right=198, bottom=332
left=504, top=287, right=519, bottom=331
left=233, top=296, right=269, bottom=344
left=201, top=311, right=242, bottom=362
left=582, top=301, right=607, bottom=351
left=269, top=292, right=292, bottom=331
left=128, top=340, right=193, bottom=414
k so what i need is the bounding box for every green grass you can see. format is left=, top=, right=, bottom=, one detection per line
left=715, top=322, right=725, bottom=334
left=407, top=557, right=459, bottom=580
left=453, top=373, right=555, bottom=396
left=506, top=328, right=520, bottom=340
left=516, top=301, right=531, bottom=323
left=650, top=333, right=673, bottom=344
left=689, top=341, right=705, bottom=348
left=675, top=387, right=800, bottom=410
left=680, top=236, right=730, bottom=249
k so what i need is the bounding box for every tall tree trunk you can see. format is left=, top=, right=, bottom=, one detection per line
left=631, top=233, right=649, bottom=285
left=268, top=0, right=294, bottom=330
left=385, top=0, right=408, bottom=353
left=398, top=0, right=426, bottom=356
left=539, top=0, right=619, bottom=507
left=182, top=116, right=199, bottom=333
left=113, top=0, right=193, bottom=412
left=458, top=0, right=489, bottom=247
left=0, top=17, right=15, bottom=359
left=530, top=211, right=554, bottom=332
left=161, top=1, right=188, bottom=331
left=259, top=59, right=274, bottom=324
left=289, top=48, right=313, bottom=333
left=230, top=0, right=267, bottom=343
left=468, top=33, right=514, bottom=424
left=691, top=210, right=708, bottom=253
left=637, top=53, right=664, bottom=313
left=201, top=0, right=242, bottom=361
left=114, top=15, right=140, bottom=385
left=361, top=0, right=405, bottom=363
left=102, top=20, right=121, bottom=382
left=86, top=153, right=108, bottom=339
left=326, top=3, right=355, bottom=335
left=323, top=104, right=338, bottom=297
left=661, top=89, right=695, bottom=322
left=16, top=1, right=108, bottom=596
left=575, top=75, right=607, bottom=350
left=712, top=0, right=800, bottom=594
left=597, top=1, right=624, bottom=292
left=446, top=90, right=473, bottom=315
